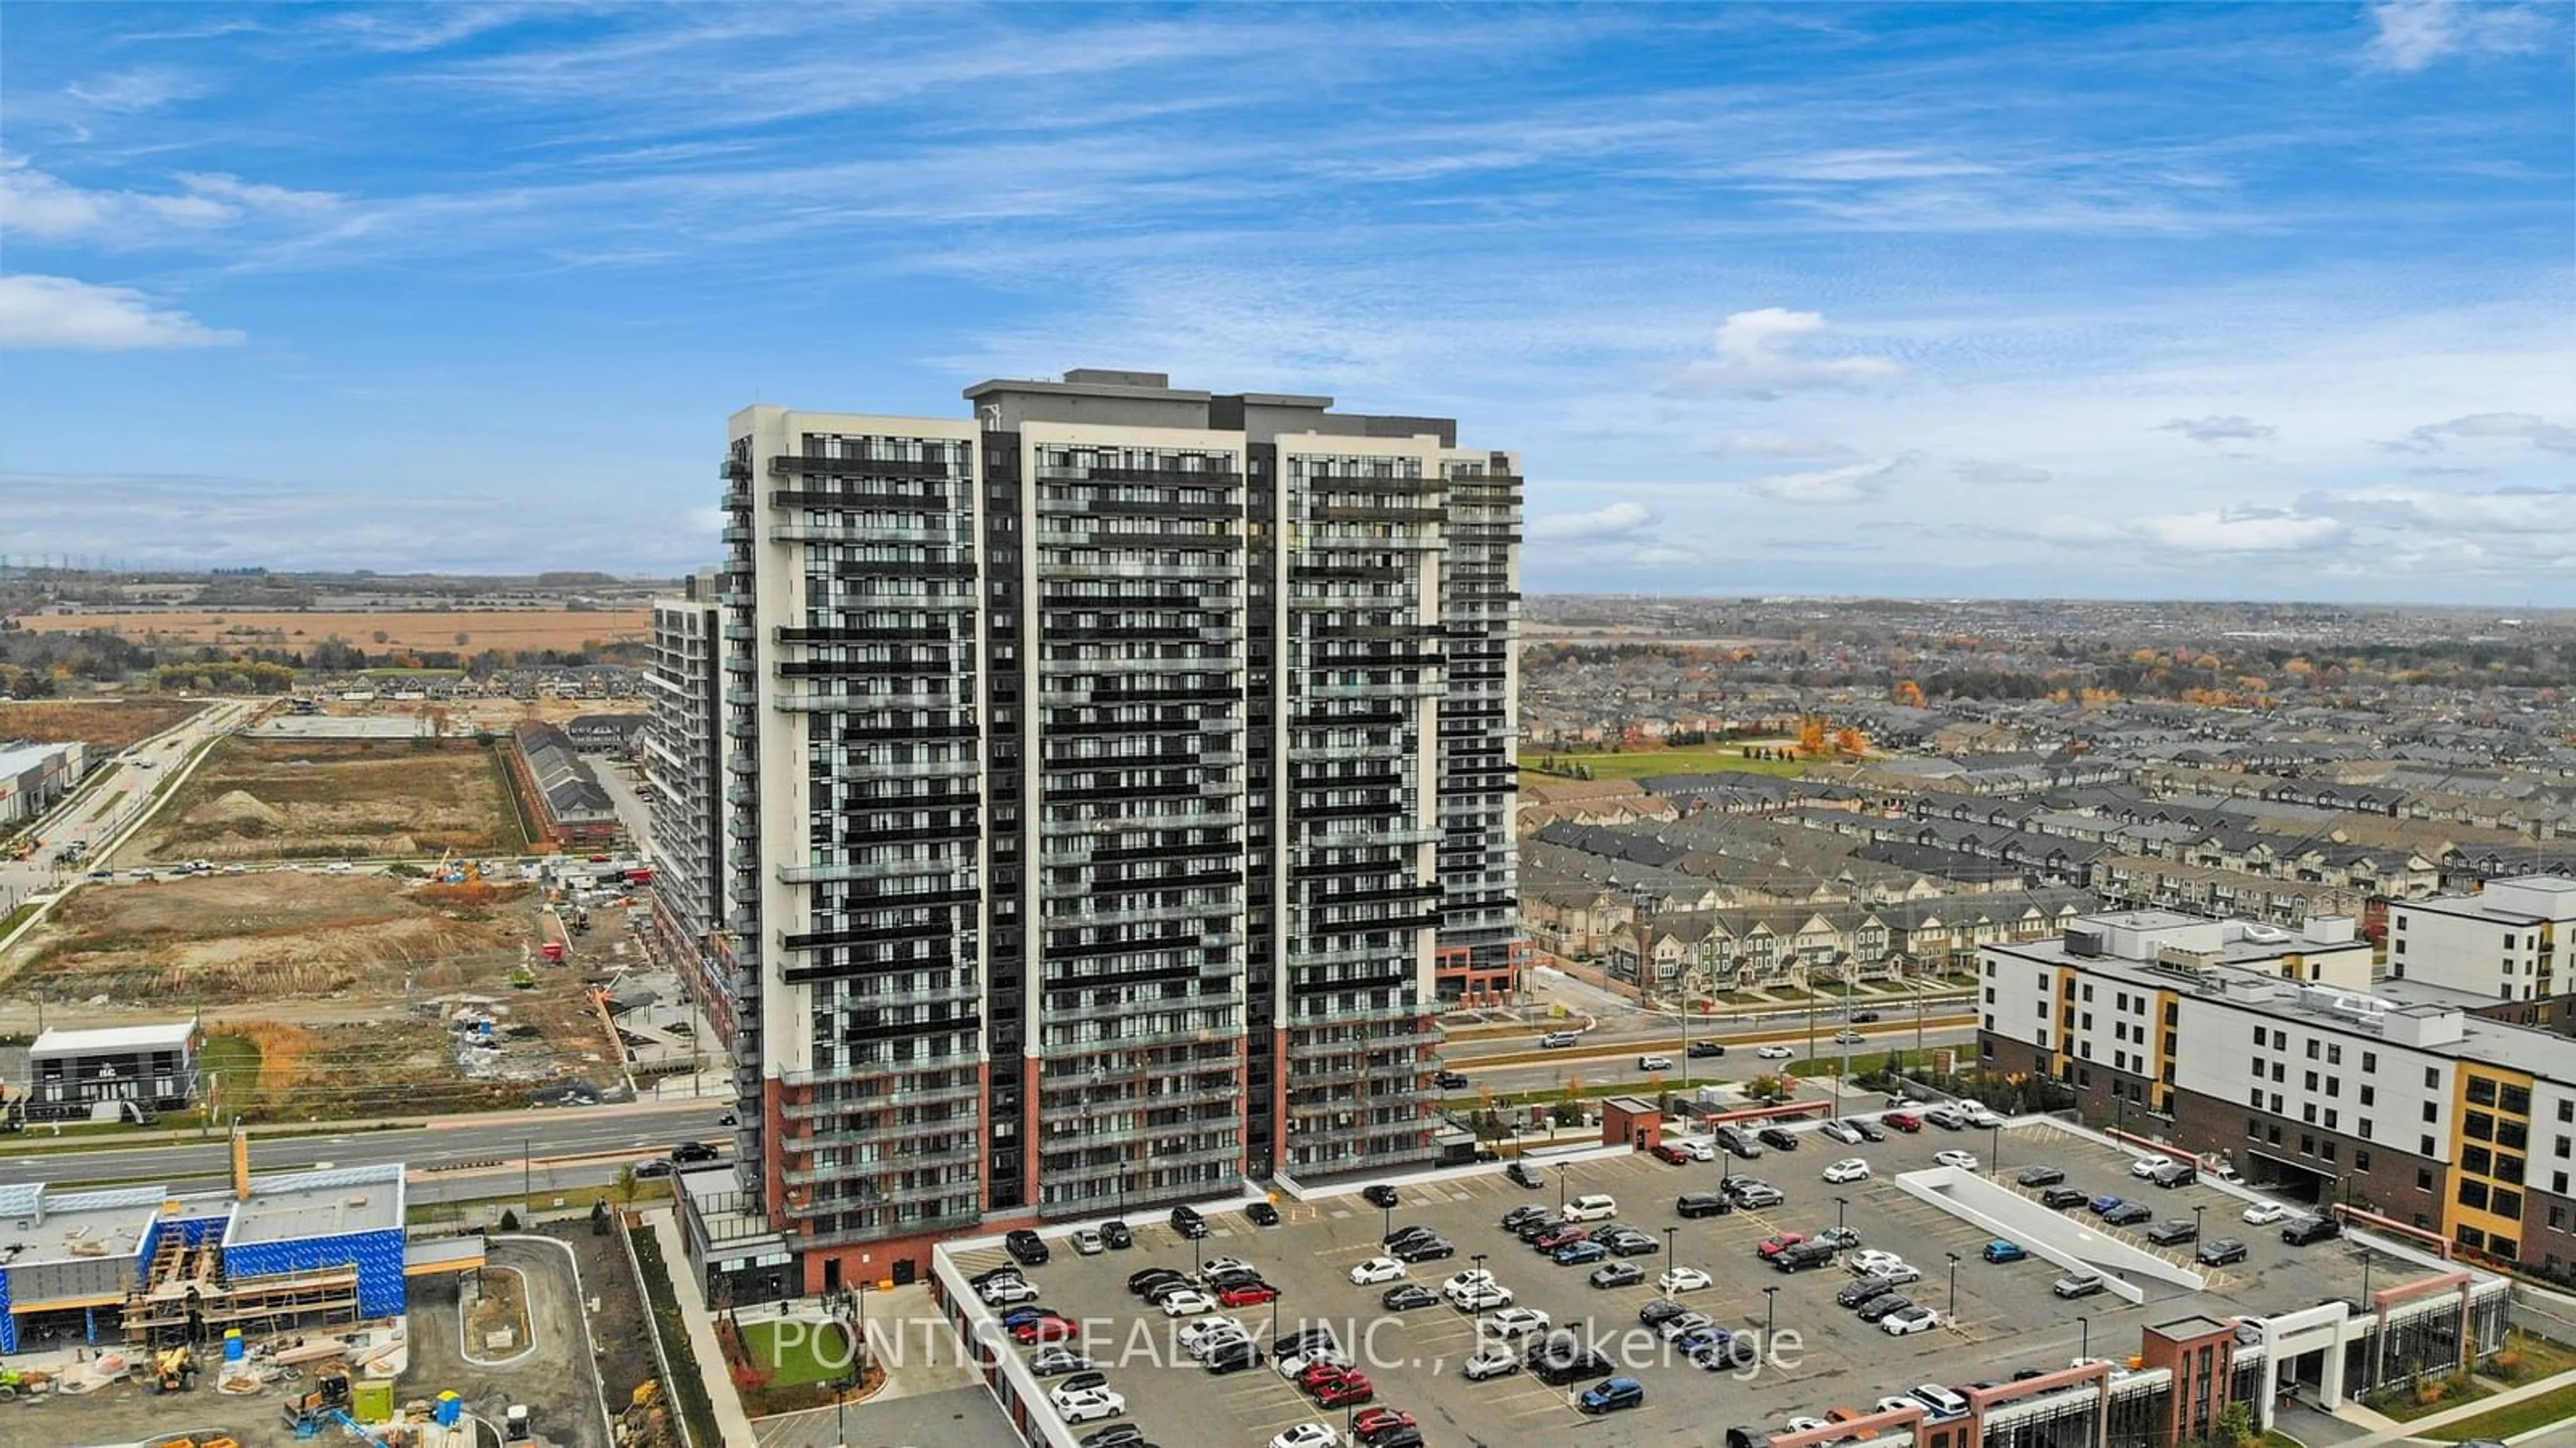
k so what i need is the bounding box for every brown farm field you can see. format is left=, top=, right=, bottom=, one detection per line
left=128, top=736, right=529, bottom=863
left=12, top=608, right=651, bottom=654
left=0, top=697, right=207, bottom=752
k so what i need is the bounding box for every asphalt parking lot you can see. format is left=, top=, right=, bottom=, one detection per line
left=951, top=1118, right=2424, bottom=1446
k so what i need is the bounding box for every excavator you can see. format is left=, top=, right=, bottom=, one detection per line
left=279, top=1364, right=352, bottom=1435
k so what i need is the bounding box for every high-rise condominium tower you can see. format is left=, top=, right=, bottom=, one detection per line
left=680, top=370, right=1520, bottom=1293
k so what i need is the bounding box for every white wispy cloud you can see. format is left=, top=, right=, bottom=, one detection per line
left=2361, top=0, right=2550, bottom=72
left=1709, top=431, right=1856, bottom=460
left=2157, top=414, right=2277, bottom=444
left=2039, top=506, right=2351, bottom=554
left=1951, top=460, right=2053, bottom=484
left=1748, top=454, right=1919, bottom=505
left=0, top=154, right=341, bottom=244
left=1529, top=501, right=1657, bottom=542
left=1674, top=309, right=1901, bottom=399
left=2379, top=411, right=2576, bottom=454
left=0, top=274, right=242, bottom=350
left=63, top=67, right=206, bottom=113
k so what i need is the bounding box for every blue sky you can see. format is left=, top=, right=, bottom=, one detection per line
left=2, top=2, right=2570, bottom=602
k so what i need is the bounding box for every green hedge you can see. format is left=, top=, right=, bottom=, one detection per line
left=629, top=1221, right=721, bottom=1448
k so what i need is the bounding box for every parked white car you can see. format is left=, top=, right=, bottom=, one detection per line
left=1848, top=1249, right=1908, bottom=1277
left=1269, top=1426, right=1342, bottom=1448
left=979, top=1278, right=1041, bottom=1306
left=1561, top=1194, right=1619, bottom=1222
left=1348, top=1257, right=1407, bottom=1286
left=2129, top=1157, right=2164, bottom=1179
left=1823, top=1157, right=1872, bottom=1184
left=1179, top=1316, right=1248, bottom=1354
left=1934, top=1150, right=1980, bottom=1171
left=1051, top=1384, right=1128, bottom=1422
left=1462, top=1343, right=1520, bottom=1380
left=1197, top=1257, right=1254, bottom=1282
left=1446, top=1281, right=1514, bottom=1311
left=1676, top=1137, right=1716, bottom=1161
left=1880, top=1304, right=1941, bottom=1336
left=2242, top=1201, right=2294, bottom=1225
left=1441, top=1268, right=1499, bottom=1295
left=1964, top=1104, right=2006, bottom=1129
left=1821, top=1119, right=1864, bottom=1145
left=1070, top=1228, right=1104, bottom=1255
left=1158, top=1287, right=1220, bottom=1316
left=1657, top=1266, right=1713, bottom=1294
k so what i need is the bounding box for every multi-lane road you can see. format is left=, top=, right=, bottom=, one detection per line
left=0, top=1096, right=737, bottom=1192
left=0, top=698, right=257, bottom=911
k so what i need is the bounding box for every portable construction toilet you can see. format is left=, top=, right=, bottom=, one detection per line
left=505, top=1404, right=533, bottom=1442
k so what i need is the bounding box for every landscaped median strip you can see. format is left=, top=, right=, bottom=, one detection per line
left=1451, top=1013, right=1976, bottom=1072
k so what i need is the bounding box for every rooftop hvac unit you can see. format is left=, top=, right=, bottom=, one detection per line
left=2065, top=927, right=2105, bottom=958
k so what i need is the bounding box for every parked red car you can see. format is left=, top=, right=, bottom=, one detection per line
left=1755, top=1232, right=1809, bottom=1259
left=1650, top=1143, right=1693, bottom=1165
left=1010, top=1312, right=1075, bottom=1344
left=1534, top=1225, right=1592, bottom=1251
left=1300, top=1361, right=1358, bottom=1392
left=1352, top=1408, right=1418, bottom=1442
left=1218, top=1282, right=1281, bottom=1308
left=1313, top=1372, right=1376, bottom=1408
left=1880, top=1110, right=1923, bottom=1133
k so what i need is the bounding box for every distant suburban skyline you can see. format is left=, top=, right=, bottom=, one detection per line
left=1, top=3, right=2570, bottom=603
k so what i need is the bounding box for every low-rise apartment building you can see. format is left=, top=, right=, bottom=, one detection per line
left=2389, top=875, right=2570, bottom=1026
left=1979, top=890, right=2576, bottom=1279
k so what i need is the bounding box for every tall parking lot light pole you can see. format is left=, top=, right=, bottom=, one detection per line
left=1664, top=1227, right=1677, bottom=1293
left=1558, top=1163, right=1568, bottom=1219
left=1989, top=1123, right=2001, bottom=1176
left=1470, top=1252, right=1487, bottom=1333
left=2193, top=1204, right=2205, bottom=1246
left=2077, top=1314, right=2090, bottom=1362
left=1762, top=1285, right=1778, bottom=1348
left=1945, top=1252, right=1961, bottom=1318
left=1834, top=1196, right=1848, bottom=1234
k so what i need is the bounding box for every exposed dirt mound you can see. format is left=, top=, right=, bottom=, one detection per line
left=199, top=788, right=288, bottom=829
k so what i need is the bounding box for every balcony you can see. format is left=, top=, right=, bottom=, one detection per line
left=721, top=523, right=754, bottom=546
left=777, top=856, right=975, bottom=885
left=771, top=522, right=969, bottom=546
left=775, top=689, right=959, bottom=712
left=771, top=453, right=955, bottom=480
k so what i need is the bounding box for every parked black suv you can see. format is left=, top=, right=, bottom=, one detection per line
left=2015, top=1164, right=2066, bottom=1188
left=2041, top=1186, right=2090, bottom=1210
left=1170, top=1204, right=1209, bottom=1239
left=1772, top=1240, right=1837, bottom=1272
left=1006, top=1229, right=1051, bottom=1265
left=1676, top=1192, right=1733, bottom=1219
left=2149, top=1161, right=2198, bottom=1189
left=1527, top=1337, right=1617, bottom=1386
left=1362, top=1184, right=1401, bottom=1208
left=2282, top=1215, right=2343, bottom=1246
left=1099, top=1220, right=1134, bottom=1251
left=1756, top=1126, right=1801, bottom=1151
left=1837, top=1274, right=1894, bottom=1307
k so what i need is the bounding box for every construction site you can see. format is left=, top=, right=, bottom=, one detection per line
left=122, top=737, right=530, bottom=866
left=0, top=1139, right=678, bottom=1448
left=0, top=865, right=639, bottom=1120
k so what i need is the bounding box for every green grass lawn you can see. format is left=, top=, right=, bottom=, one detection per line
left=2426, top=1380, right=2576, bottom=1441
left=200, top=1034, right=260, bottom=1103
left=740, top=1318, right=853, bottom=1388
left=1519, top=745, right=1807, bottom=781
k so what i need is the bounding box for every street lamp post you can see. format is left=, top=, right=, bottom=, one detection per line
left=1834, top=1196, right=1848, bottom=1234
left=1664, top=1227, right=1677, bottom=1294
left=2193, top=1204, right=2205, bottom=1250
left=855, top=1280, right=870, bottom=1383
left=1381, top=1200, right=1393, bottom=1245
left=1990, top=1123, right=2001, bottom=1176
left=1945, top=1252, right=1961, bottom=1318
left=1558, top=1163, right=1568, bottom=1219
left=1470, top=1253, right=1487, bottom=1333
left=1762, top=1285, right=1779, bottom=1349
left=2077, top=1314, right=2090, bottom=1363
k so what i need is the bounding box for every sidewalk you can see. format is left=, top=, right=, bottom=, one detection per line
left=645, top=1206, right=761, bottom=1448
